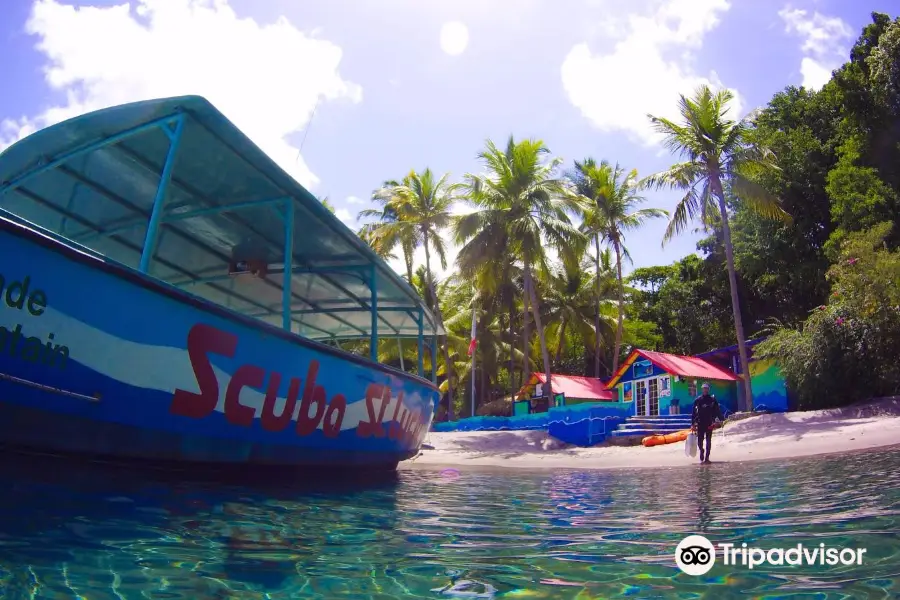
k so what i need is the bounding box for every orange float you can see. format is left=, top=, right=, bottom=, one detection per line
left=641, top=429, right=691, bottom=447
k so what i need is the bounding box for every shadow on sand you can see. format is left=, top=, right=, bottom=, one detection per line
left=724, top=398, right=900, bottom=443
left=442, top=430, right=581, bottom=459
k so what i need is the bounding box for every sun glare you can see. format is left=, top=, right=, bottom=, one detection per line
left=439, top=21, right=469, bottom=56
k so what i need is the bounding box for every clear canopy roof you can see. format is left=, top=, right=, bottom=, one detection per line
left=0, top=96, right=441, bottom=341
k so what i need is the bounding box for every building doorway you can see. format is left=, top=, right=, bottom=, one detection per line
left=634, top=376, right=663, bottom=417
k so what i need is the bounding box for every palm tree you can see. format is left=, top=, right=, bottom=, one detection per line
left=456, top=136, right=585, bottom=406
left=439, top=274, right=522, bottom=417
left=357, top=182, right=418, bottom=282
left=361, top=169, right=458, bottom=418
left=584, top=247, right=620, bottom=373
left=569, top=158, right=667, bottom=377
left=539, top=255, right=610, bottom=366
left=644, top=85, right=788, bottom=410
left=454, top=216, right=526, bottom=400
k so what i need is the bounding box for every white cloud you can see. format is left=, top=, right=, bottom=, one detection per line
left=561, top=0, right=742, bottom=146
left=778, top=6, right=853, bottom=90
left=0, top=0, right=361, bottom=188
left=335, top=208, right=355, bottom=226
left=346, top=195, right=364, bottom=205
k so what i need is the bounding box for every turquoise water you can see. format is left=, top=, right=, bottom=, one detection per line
left=1, top=447, right=899, bottom=599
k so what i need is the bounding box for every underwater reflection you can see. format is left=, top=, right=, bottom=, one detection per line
left=0, top=447, right=899, bottom=598
left=0, top=452, right=402, bottom=598
left=695, top=467, right=713, bottom=533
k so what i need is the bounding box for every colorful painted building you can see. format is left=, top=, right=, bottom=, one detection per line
left=515, top=373, right=615, bottom=414
left=433, top=342, right=790, bottom=445
left=695, top=340, right=790, bottom=412
left=606, top=350, right=743, bottom=416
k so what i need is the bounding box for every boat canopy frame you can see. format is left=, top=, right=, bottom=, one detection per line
left=0, top=96, right=442, bottom=380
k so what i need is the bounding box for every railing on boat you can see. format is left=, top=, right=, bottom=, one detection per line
left=0, top=96, right=442, bottom=382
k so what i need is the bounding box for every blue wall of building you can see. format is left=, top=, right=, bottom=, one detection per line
left=431, top=401, right=634, bottom=447
left=431, top=412, right=550, bottom=433
left=547, top=402, right=632, bottom=446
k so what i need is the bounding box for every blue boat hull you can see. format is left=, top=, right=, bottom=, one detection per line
left=0, top=217, right=438, bottom=468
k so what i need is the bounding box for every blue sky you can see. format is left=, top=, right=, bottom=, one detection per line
left=0, top=0, right=893, bottom=279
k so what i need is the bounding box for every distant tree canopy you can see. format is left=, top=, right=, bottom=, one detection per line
left=626, top=13, right=900, bottom=408
left=350, top=12, right=900, bottom=416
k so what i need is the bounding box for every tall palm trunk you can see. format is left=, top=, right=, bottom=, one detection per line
left=479, top=340, right=487, bottom=417
left=711, top=178, right=753, bottom=411
left=523, top=280, right=530, bottom=384
left=612, top=236, right=626, bottom=375
left=524, top=266, right=552, bottom=404
left=400, top=239, right=415, bottom=283
left=508, top=293, right=516, bottom=403
left=423, top=232, right=455, bottom=420
left=555, top=318, right=567, bottom=363
left=593, top=235, right=602, bottom=378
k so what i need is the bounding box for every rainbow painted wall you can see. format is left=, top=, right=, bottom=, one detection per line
left=749, top=358, right=789, bottom=412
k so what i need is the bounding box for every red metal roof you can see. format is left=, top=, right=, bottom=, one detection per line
left=531, top=373, right=615, bottom=401
left=639, top=350, right=740, bottom=380
left=606, top=349, right=740, bottom=388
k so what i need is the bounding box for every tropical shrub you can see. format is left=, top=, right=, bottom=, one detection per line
left=756, top=222, right=900, bottom=409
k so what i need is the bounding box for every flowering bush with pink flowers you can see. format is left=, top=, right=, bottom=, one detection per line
left=756, top=223, right=900, bottom=409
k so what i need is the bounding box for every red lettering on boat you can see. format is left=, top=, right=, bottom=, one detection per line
left=397, top=407, right=409, bottom=438
left=322, top=393, right=346, bottom=438
left=377, top=385, right=391, bottom=432
left=225, top=364, right=263, bottom=427
left=405, top=409, right=422, bottom=444
left=174, top=324, right=349, bottom=438
left=296, top=361, right=327, bottom=436
left=358, top=383, right=389, bottom=438
left=171, top=323, right=237, bottom=418
left=388, top=391, right=404, bottom=439
left=260, top=373, right=298, bottom=432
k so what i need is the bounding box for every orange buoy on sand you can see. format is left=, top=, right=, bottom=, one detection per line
left=641, top=429, right=691, bottom=447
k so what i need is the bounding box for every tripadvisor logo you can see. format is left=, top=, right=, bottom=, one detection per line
left=675, top=534, right=867, bottom=575
left=675, top=535, right=716, bottom=576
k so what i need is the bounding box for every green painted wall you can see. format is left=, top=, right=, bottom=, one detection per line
left=567, top=397, right=607, bottom=406
left=663, top=377, right=738, bottom=415
left=668, top=379, right=692, bottom=414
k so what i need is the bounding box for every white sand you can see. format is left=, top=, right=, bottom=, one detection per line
left=402, top=398, right=900, bottom=471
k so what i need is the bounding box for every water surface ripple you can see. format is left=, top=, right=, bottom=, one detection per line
left=0, top=447, right=899, bottom=598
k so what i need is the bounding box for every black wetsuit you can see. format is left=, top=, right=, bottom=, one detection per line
left=691, top=393, right=722, bottom=461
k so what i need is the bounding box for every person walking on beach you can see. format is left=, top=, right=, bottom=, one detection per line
left=691, top=383, right=722, bottom=464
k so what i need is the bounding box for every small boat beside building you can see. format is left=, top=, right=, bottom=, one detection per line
left=0, top=95, right=442, bottom=470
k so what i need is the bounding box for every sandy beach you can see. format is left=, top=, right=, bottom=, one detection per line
left=403, top=398, right=900, bottom=471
